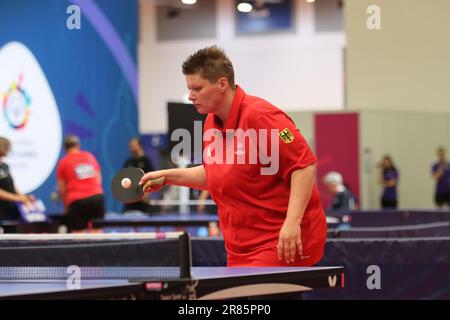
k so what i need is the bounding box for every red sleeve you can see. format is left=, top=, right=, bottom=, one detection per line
left=256, top=109, right=316, bottom=182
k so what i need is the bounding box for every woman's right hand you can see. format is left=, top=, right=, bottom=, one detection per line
left=139, top=171, right=166, bottom=193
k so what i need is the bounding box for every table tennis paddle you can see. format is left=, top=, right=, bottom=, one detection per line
left=111, top=167, right=165, bottom=204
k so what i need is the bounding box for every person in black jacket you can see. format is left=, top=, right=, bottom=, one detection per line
left=323, top=171, right=355, bottom=211
left=0, top=137, right=35, bottom=220
left=122, top=137, right=155, bottom=213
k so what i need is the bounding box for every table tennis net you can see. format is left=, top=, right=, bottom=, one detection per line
left=0, top=232, right=191, bottom=280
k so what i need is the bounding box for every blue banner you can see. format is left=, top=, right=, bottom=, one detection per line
left=0, top=0, right=138, bottom=213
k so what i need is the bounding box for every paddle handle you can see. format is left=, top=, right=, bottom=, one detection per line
left=142, top=177, right=165, bottom=193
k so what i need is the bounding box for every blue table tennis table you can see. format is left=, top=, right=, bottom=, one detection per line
left=0, top=266, right=344, bottom=300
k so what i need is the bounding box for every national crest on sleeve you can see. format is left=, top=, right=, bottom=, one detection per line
left=279, top=128, right=294, bottom=144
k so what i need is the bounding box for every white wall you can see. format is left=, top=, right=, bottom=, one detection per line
left=345, top=0, right=450, bottom=113
left=344, top=0, right=450, bottom=209
left=360, top=110, right=450, bottom=209
left=287, top=109, right=450, bottom=210
left=139, top=0, right=345, bottom=133
left=286, top=111, right=315, bottom=150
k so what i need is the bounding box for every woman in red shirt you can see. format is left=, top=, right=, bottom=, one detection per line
left=140, top=46, right=327, bottom=267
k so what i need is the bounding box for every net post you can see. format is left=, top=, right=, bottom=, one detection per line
left=179, top=232, right=192, bottom=279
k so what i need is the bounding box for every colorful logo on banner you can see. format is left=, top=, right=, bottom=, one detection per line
left=0, top=41, right=62, bottom=193
left=2, top=74, right=31, bottom=130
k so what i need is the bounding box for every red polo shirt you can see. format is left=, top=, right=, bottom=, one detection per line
left=57, top=150, right=103, bottom=206
left=203, top=86, right=327, bottom=267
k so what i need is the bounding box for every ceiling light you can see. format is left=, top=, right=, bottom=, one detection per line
left=237, top=2, right=253, bottom=13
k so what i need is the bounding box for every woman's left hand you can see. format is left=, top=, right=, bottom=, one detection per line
left=277, top=221, right=302, bottom=264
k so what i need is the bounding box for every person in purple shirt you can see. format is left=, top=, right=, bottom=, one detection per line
left=431, top=146, right=450, bottom=208
left=379, top=155, right=399, bottom=209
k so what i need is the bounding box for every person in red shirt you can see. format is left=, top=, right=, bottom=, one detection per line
left=140, top=46, right=327, bottom=266
left=57, top=135, right=105, bottom=231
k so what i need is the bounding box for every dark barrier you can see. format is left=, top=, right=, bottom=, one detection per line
left=192, top=238, right=227, bottom=266
left=191, top=237, right=450, bottom=299
left=327, top=209, right=450, bottom=227
left=336, top=221, right=450, bottom=238
left=304, top=238, right=450, bottom=299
